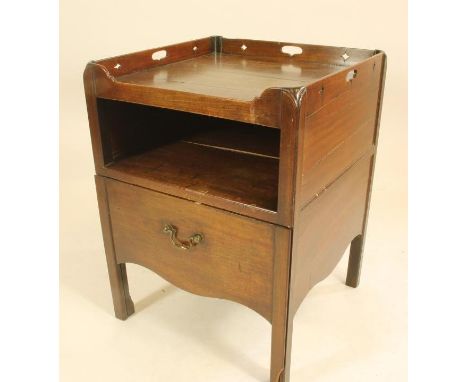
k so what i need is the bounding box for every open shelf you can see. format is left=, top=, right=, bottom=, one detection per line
left=107, top=141, right=279, bottom=211
left=85, top=36, right=382, bottom=225
left=97, top=99, right=281, bottom=212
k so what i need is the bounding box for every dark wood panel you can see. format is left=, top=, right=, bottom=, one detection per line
left=290, top=154, right=372, bottom=314
left=221, top=37, right=375, bottom=66
left=94, top=67, right=283, bottom=128
left=87, top=39, right=380, bottom=129
left=95, top=176, right=135, bottom=320
left=304, top=81, right=379, bottom=165
left=346, top=53, right=388, bottom=289
left=96, top=98, right=210, bottom=163
left=300, top=77, right=380, bottom=206
left=188, top=53, right=341, bottom=80
left=182, top=123, right=280, bottom=159
left=96, top=36, right=214, bottom=78
left=115, top=52, right=340, bottom=101
left=105, top=178, right=277, bottom=321
left=304, top=53, right=384, bottom=116
left=102, top=141, right=279, bottom=212
left=96, top=98, right=281, bottom=163
left=270, top=227, right=293, bottom=382
left=301, top=124, right=375, bottom=207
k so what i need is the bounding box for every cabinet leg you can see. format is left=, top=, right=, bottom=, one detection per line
left=95, top=176, right=135, bottom=320
left=270, top=316, right=293, bottom=382
left=346, top=234, right=364, bottom=288
left=271, top=227, right=293, bottom=381
left=106, top=262, right=135, bottom=320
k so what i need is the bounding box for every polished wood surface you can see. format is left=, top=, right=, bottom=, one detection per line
left=116, top=52, right=341, bottom=101
left=349, top=54, right=388, bottom=289
left=95, top=97, right=283, bottom=222
left=105, top=141, right=279, bottom=213
left=182, top=122, right=280, bottom=159
left=300, top=57, right=382, bottom=206
left=270, top=228, right=293, bottom=382
left=291, top=154, right=372, bottom=315
left=86, top=36, right=377, bottom=128
left=95, top=176, right=134, bottom=320
left=95, top=97, right=280, bottom=163
left=105, top=177, right=279, bottom=321
left=84, top=36, right=387, bottom=382
left=221, top=37, right=376, bottom=66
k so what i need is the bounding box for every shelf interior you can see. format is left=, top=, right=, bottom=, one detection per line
left=97, top=99, right=281, bottom=211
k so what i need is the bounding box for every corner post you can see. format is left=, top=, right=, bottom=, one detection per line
left=95, top=175, right=135, bottom=320
left=346, top=53, right=387, bottom=288
left=270, top=87, right=307, bottom=382
left=270, top=227, right=293, bottom=382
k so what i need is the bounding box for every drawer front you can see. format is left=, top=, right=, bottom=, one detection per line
left=104, top=178, right=276, bottom=320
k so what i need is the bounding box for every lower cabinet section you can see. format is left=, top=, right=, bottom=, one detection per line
left=290, top=154, right=372, bottom=313
left=104, top=177, right=279, bottom=321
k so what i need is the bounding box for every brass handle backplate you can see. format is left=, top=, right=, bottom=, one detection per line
left=163, top=224, right=203, bottom=250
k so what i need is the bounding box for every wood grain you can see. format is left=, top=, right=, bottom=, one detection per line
left=300, top=77, right=380, bottom=206
left=87, top=38, right=378, bottom=128
left=290, top=154, right=372, bottom=314
left=345, top=53, right=388, bottom=288
left=103, top=140, right=279, bottom=212
left=95, top=176, right=135, bottom=320
left=270, top=228, right=293, bottom=382
left=96, top=36, right=215, bottom=78
left=221, top=37, right=375, bottom=66
left=95, top=97, right=281, bottom=162
left=115, top=52, right=339, bottom=101
left=105, top=177, right=277, bottom=321
left=304, top=53, right=384, bottom=116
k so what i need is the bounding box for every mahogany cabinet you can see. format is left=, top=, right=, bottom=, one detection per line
left=84, top=36, right=386, bottom=381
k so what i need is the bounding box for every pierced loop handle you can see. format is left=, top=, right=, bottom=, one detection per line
left=163, top=224, right=203, bottom=250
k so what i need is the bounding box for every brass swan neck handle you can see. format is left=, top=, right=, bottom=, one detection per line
left=163, top=224, right=203, bottom=250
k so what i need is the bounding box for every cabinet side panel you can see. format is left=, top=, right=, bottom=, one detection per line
left=290, top=154, right=372, bottom=314
left=300, top=55, right=384, bottom=208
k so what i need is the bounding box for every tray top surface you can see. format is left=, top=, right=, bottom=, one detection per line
left=115, top=53, right=343, bottom=101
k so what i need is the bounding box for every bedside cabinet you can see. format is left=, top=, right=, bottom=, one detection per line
left=84, top=36, right=386, bottom=382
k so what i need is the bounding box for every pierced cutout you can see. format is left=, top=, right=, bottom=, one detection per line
left=193, top=46, right=198, bottom=52
left=241, top=44, right=247, bottom=51
left=346, top=69, right=358, bottom=82
left=281, top=45, right=303, bottom=56
left=341, top=52, right=350, bottom=62
left=152, top=50, right=167, bottom=61
left=113, top=63, right=121, bottom=69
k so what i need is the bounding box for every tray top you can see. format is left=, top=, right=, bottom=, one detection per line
left=115, top=52, right=343, bottom=101
left=87, top=37, right=379, bottom=126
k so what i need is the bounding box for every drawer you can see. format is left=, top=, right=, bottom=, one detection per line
left=104, top=177, right=277, bottom=320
